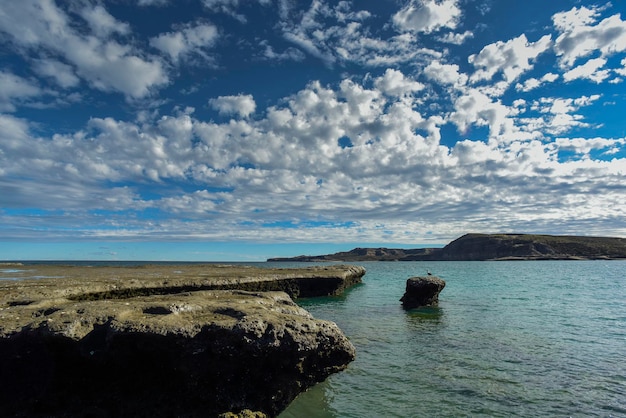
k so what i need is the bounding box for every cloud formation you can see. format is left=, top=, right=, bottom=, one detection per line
left=150, top=23, right=219, bottom=63
left=0, top=0, right=168, bottom=98
left=553, top=5, right=626, bottom=68
left=209, top=94, right=257, bottom=117
left=0, top=0, right=625, bottom=250
left=393, top=0, right=461, bottom=34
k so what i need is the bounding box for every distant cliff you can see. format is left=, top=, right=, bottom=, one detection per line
left=268, top=247, right=441, bottom=262
left=268, top=233, right=626, bottom=262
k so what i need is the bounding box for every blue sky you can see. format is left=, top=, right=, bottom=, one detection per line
left=1, top=0, right=625, bottom=261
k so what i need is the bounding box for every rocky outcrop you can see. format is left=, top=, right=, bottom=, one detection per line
left=0, top=264, right=365, bottom=417
left=435, top=233, right=626, bottom=260
left=400, top=276, right=446, bottom=309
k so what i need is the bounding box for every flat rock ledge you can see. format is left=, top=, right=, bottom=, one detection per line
left=400, top=276, right=446, bottom=309
left=0, top=264, right=365, bottom=417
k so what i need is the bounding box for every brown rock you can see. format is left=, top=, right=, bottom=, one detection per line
left=400, top=276, right=446, bottom=309
left=0, top=264, right=365, bottom=417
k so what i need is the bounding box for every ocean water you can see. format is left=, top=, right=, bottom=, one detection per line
left=3, top=260, right=624, bottom=416
left=277, top=261, right=626, bottom=418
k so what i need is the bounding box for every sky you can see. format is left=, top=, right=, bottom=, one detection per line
left=1, top=0, right=625, bottom=261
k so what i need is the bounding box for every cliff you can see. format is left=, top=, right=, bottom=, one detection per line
left=269, top=247, right=440, bottom=262
left=0, top=264, right=365, bottom=417
left=436, top=233, right=626, bottom=260
left=268, top=233, right=626, bottom=262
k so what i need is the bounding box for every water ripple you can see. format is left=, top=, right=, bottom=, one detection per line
left=281, top=261, right=626, bottom=417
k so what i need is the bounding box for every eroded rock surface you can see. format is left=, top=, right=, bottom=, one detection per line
left=0, top=264, right=365, bottom=417
left=400, top=276, right=446, bottom=309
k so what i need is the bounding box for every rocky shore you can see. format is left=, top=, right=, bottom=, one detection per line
left=0, top=264, right=366, bottom=417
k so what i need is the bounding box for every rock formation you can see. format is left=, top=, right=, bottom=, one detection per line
left=400, top=276, right=446, bottom=309
left=269, top=233, right=626, bottom=261
left=434, top=233, right=626, bottom=260
left=0, top=264, right=365, bottom=417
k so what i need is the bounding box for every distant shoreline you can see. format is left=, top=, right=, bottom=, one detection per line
left=268, top=233, right=626, bottom=262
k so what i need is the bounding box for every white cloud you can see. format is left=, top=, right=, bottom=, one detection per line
left=616, top=58, right=626, bottom=76
left=438, top=30, right=473, bottom=45
left=79, top=5, right=130, bottom=38
left=260, top=41, right=306, bottom=61
left=151, top=23, right=219, bottom=63
left=393, top=0, right=461, bottom=34
left=202, top=0, right=273, bottom=23
left=553, top=6, right=626, bottom=68
left=279, top=1, right=442, bottom=67
left=424, top=61, right=468, bottom=86
left=2, top=71, right=625, bottom=242
left=203, top=0, right=247, bottom=22
left=0, top=71, right=42, bottom=112
left=209, top=94, right=257, bottom=118
left=523, top=95, right=602, bottom=135
left=449, top=88, right=517, bottom=140
left=563, top=57, right=610, bottom=83
left=469, top=34, right=552, bottom=84
left=33, top=59, right=80, bottom=88
left=2, top=2, right=626, bottom=243
left=553, top=137, right=626, bottom=157
left=0, top=114, right=32, bottom=149
left=515, top=72, right=559, bottom=92
left=374, top=69, right=424, bottom=97
left=0, top=0, right=168, bottom=99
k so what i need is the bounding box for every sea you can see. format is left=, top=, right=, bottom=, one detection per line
left=277, top=260, right=626, bottom=418
left=2, top=260, right=625, bottom=417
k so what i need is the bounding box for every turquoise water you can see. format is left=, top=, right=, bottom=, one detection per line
left=278, top=261, right=626, bottom=417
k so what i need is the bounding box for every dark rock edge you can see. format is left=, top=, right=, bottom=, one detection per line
left=0, top=264, right=366, bottom=418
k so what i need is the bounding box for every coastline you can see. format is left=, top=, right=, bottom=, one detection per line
left=268, top=233, right=626, bottom=262
left=0, top=264, right=365, bottom=417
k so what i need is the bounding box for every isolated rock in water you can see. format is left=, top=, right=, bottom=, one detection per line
left=400, top=276, right=446, bottom=309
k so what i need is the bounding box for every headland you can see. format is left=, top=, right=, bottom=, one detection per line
left=268, top=233, right=626, bottom=261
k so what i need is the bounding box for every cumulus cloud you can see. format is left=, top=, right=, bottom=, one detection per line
left=469, top=34, right=552, bottom=84
left=278, top=0, right=442, bottom=67
left=523, top=95, right=602, bottom=135
left=32, top=59, right=81, bottom=89
left=563, top=57, right=610, bottom=83
left=150, top=23, right=219, bottom=63
left=1, top=1, right=626, bottom=244
left=201, top=0, right=272, bottom=22
left=553, top=137, right=626, bottom=157
left=260, top=42, right=306, bottom=62
left=0, top=0, right=168, bottom=99
left=209, top=94, right=257, bottom=118
left=449, top=88, right=517, bottom=140
left=79, top=5, right=130, bottom=37
left=392, top=0, right=461, bottom=34
left=424, top=61, right=468, bottom=86
left=374, top=69, right=424, bottom=97
left=2, top=68, right=625, bottom=242
left=438, top=30, right=473, bottom=45
left=515, top=73, right=559, bottom=92
left=616, top=58, right=626, bottom=76
left=553, top=6, right=626, bottom=68
left=203, top=0, right=247, bottom=22
left=0, top=71, right=42, bottom=112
